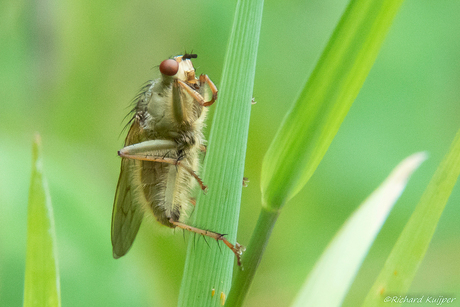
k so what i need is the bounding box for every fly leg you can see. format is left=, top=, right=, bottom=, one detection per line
left=199, top=74, right=218, bottom=106
left=118, top=140, right=207, bottom=191
left=170, top=219, right=245, bottom=266
left=177, top=74, right=218, bottom=107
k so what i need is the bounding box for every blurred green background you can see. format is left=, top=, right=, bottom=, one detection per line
left=1, top=0, right=459, bottom=306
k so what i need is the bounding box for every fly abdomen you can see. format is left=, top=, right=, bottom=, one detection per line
left=141, top=159, right=188, bottom=228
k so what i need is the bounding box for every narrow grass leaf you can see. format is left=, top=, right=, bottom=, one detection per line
left=177, top=0, right=263, bottom=306
left=261, top=0, right=405, bottom=210
left=228, top=1, right=405, bottom=305
left=291, top=152, right=426, bottom=307
left=23, top=134, right=61, bottom=307
left=362, top=129, right=460, bottom=306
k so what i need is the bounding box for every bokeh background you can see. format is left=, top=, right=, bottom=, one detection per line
left=1, top=0, right=459, bottom=306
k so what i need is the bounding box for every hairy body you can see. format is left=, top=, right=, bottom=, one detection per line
left=111, top=54, right=243, bottom=264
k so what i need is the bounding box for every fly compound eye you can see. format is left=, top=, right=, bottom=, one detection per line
left=159, top=59, right=179, bottom=76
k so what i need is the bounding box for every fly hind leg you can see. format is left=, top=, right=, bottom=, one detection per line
left=170, top=219, right=245, bottom=266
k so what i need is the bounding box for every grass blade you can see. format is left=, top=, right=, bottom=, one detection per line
left=261, top=0, right=405, bottom=210
left=291, top=153, right=426, bottom=307
left=362, top=129, right=460, bottom=306
left=23, top=134, right=61, bottom=307
left=177, top=0, right=263, bottom=306
left=228, top=1, right=405, bottom=305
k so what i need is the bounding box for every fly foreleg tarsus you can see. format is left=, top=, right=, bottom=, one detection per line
left=170, top=219, right=245, bottom=266
left=177, top=75, right=218, bottom=107
left=199, top=74, right=218, bottom=106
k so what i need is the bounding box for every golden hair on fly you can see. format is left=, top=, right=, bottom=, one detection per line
left=111, top=54, right=244, bottom=265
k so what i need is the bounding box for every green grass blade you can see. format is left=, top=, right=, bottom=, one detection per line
left=23, top=134, right=61, bottom=307
left=226, top=206, right=279, bottom=307
left=177, top=0, right=263, bottom=306
left=261, top=0, right=405, bottom=210
left=362, top=129, right=460, bottom=306
left=228, top=1, right=405, bottom=305
left=291, top=153, right=426, bottom=307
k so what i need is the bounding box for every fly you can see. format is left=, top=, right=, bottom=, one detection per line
left=111, top=54, right=244, bottom=265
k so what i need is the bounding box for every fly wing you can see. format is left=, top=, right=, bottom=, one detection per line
left=111, top=119, right=145, bottom=258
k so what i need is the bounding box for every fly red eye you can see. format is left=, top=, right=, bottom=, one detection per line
left=159, top=59, right=179, bottom=76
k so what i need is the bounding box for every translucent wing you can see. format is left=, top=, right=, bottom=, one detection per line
left=111, top=119, right=145, bottom=258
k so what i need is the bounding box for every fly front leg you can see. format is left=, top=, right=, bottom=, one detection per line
left=170, top=219, right=245, bottom=266
left=177, top=74, right=218, bottom=107
left=199, top=74, right=218, bottom=106
left=172, top=80, right=185, bottom=124
left=118, top=139, right=207, bottom=191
